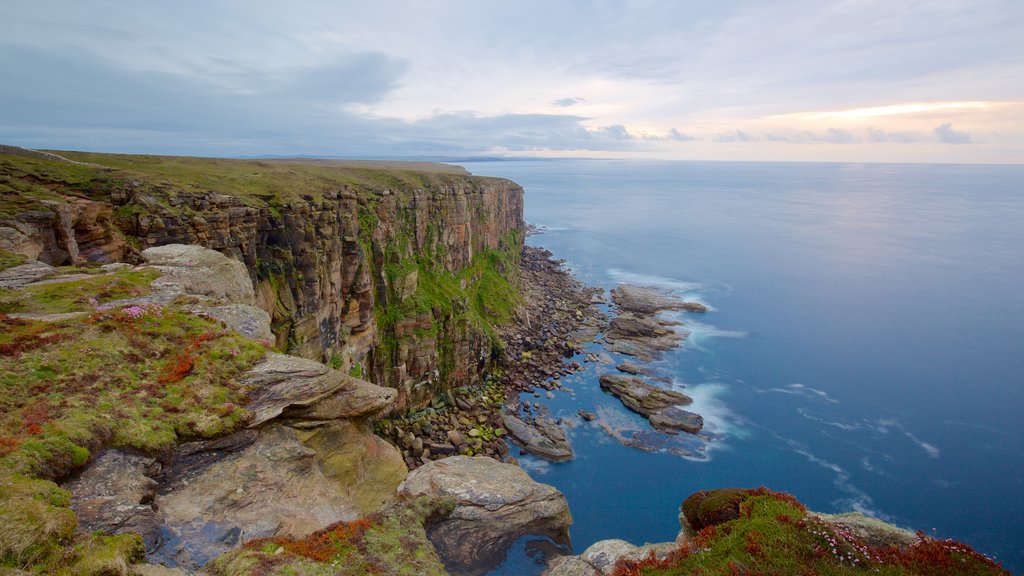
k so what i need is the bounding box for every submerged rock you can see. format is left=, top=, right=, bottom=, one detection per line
left=398, top=456, right=572, bottom=576
left=502, top=413, right=574, bottom=462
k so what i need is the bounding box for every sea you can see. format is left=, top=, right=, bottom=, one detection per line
left=455, top=159, right=1024, bottom=574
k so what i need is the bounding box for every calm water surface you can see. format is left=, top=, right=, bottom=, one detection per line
left=458, top=160, right=1024, bottom=573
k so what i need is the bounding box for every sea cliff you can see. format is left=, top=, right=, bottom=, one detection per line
left=0, top=148, right=524, bottom=409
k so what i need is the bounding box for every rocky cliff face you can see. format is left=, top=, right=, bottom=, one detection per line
left=0, top=150, right=524, bottom=409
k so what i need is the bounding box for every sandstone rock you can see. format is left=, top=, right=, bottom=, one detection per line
left=65, top=450, right=161, bottom=550
left=599, top=374, right=692, bottom=412
left=610, top=285, right=688, bottom=315
left=502, top=414, right=574, bottom=462
left=197, top=303, right=273, bottom=342
left=153, top=422, right=406, bottom=569
left=648, top=407, right=704, bottom=434
left=398, top=456, right=572, bottom=575
left=140, top=244, right=254, bottom=305
left=242, top=353, right=395, bottom=427
left=0, top=260, right=56, bottom=289
left=0, top=226, right=41, bottom=261
left=578, top=410, right=596, bottom=422
left=599, top=375, right=703, bottom=435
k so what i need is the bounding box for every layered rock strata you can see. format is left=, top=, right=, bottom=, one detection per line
left=0, top=151, right=525, bottom=410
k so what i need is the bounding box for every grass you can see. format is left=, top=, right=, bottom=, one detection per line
left=0, top=150, right=493, bottom=220
left=0, top=250, right=27, bottom=272
left=205, top=497, right=453, bottom=576
left=0, top=268, right=159, bottom=315
left=612, top=489, right=1010, bottom=576
left=0, top=269, right=266, bottom=574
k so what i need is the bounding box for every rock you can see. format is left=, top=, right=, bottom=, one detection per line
left=599, top=374, right=692, bottom=412
left=140, top=244, right=254, bottom=305
left=0, top=260, right=56, bottom=289
left=616, top=361, right=673, bottom=383
left=152, top=422, right=406, bottom=569
left=0, top=226, right=41, bottom=261
left=680, top=302, right=707, bottom=313
left=65, top=450, right=161, bottom=550
left=580, top=539, right=640, bottom=574
left=131, top=565, right=189, bottom=576
left=502, top=414, right=574, bottom=462
left=543, top=555, right=594, bottom=576
left=610, top=285, right=688, bottom=315
left=447, top=429, right=466, bottom=446
left=242, top=353, right=395, bottom=427
left=681, top=489, right=753, bottom=531
left=578, top=410, right=596, bottom=422
left=810, top=512, right=917, bottom=549
left=648, top=407, right=704, bottom=434
left=544, top=538, right=681, bottom=576
left=599, top=374, right=703, bottom=435
left=196, top=303, right=273, bottom=342
left=398, top=456, right=572, bottom=576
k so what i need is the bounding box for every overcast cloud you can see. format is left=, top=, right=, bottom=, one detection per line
left=1, top=0, right=1022, bottom=162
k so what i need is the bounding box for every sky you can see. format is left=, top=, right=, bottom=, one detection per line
left=1, top=0, right=1023, bottom=163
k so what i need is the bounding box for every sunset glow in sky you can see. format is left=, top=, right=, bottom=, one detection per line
left=2, top=1, right=1022, bottom=162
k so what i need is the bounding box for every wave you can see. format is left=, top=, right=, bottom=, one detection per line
left=762, top=384, right=839, bottom=404
left=795, top=410, right=941, bottom=459
left=606, top=268, right=706, bottom=294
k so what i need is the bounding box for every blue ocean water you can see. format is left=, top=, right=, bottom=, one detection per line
left=458, top=159, right=1024, bottom=573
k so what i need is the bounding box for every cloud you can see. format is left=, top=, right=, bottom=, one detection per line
left=551, top=97, right=585, bottom=107
left=714, top=130, right=754, bottom=143
left=866, top=127, right=927, bottom=143
left=668, top=128, right=699, bottom=142
left=933, top=122, right=971, bottom=144
left=764, top=128, right=859, bottom=144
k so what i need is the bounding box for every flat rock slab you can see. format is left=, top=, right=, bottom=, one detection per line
left=398, top=456, right=572, bottom=576
left=0, top=260, right=56, bottom=289
left=599, top=374, right=692, bottom=412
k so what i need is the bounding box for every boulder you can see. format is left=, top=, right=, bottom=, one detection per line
left=397, top=456, right=572, bottom=575
left=140, top=244, right=254, bottom=305
left=502, top=414, right=574, bottom=462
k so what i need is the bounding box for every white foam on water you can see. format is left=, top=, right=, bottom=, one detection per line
left=518, top=456, right=551, bottom=476
left=606, top=268, right=705, bottom=293
left=672, top=380, right=740, bottom=439
left=761, top=383, right=839, bottom=404
left=785, top=438, right=897, bottom=523
left=672, top=319, right=747, bottom=349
